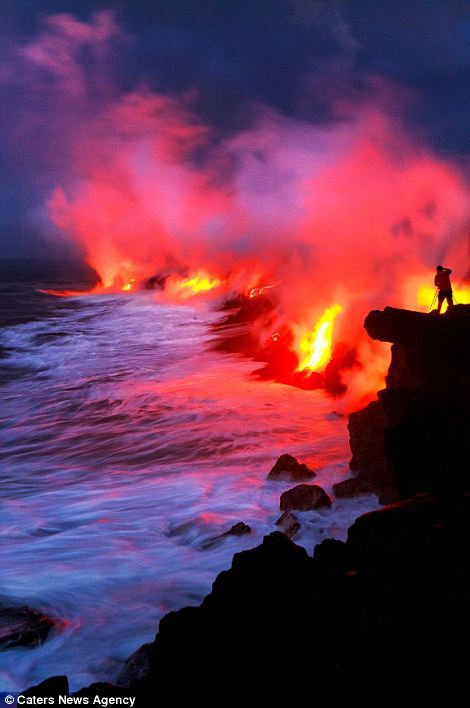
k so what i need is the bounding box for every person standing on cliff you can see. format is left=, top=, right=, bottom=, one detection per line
left=434, top=265, right=454, bottom=313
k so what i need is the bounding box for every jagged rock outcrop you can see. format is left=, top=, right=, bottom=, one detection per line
left=280, top=483, right=331, bottom=511
left=275, top=510, right=300, bottom=539
left=200, top=521, right=252, bottom=549
left=344, top=305, right=470, bottom=502
left=0, top=605, right=60, bottom=650
left=116, top=643, right=151, bottom=686
left=313, top=537, right=354, bottom=576
left=333, top=474, right=376, bottom=498
left=222, top=521, right=251, bottom=536
left=143, top=494, right=470, bottom=698
left=22, top=676, right=69, bottom=698
left=25, top=493, right=470, bottom=699
left=267, top=453, right=315, bottom=482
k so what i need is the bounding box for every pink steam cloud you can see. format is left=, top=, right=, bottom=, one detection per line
left=3, top=10, right=470, bottom=404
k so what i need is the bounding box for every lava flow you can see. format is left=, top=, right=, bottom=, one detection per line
left=296, top=305, right=343, bottom=374
left=121, top=278, right=136, bottom=292
left=169, top=272, right=223, bottom=299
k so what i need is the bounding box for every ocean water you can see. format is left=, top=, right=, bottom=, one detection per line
left=0, top=261, right=379, bottom=691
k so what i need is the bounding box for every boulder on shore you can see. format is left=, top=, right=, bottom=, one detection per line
left=200, top=521, right=251, bottom=549
left=222, top=521, right=251, bottom=537
left=280, top=483, right=331, bottom=511
left=275, top=510, right=300, bottom=539
left=333, top=475, right=376, bottom=498
left=0, top=605, right=60, bottom=651
left=267, top=453, right=315, bottom=482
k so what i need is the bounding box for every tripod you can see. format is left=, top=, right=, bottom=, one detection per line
left=428, top=289, right=438, bottom=313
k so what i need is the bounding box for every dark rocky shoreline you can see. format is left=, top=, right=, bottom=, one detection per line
left=340, top=304, right=470, bottom=502
left=20, top=304, right=470, bottom=700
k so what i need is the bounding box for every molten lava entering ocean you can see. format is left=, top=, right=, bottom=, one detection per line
left=39, top=266, right=470, bottom=409
left=296, top=305, right=344, bottom=374
left=33, top=24, right=469, bottom=405
left=170, top=272, right=223, bottom=298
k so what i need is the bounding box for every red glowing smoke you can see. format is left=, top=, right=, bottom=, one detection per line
left=4, top=11, right=470, bottom=407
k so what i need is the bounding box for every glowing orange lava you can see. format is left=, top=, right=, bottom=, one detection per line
left=417, top=285, right=470, bottom=313
left=175, top=272, right=222, bottom=296
left=122, top=278, right=136, bottom=292
left=297, top=304, right=343, bottom=373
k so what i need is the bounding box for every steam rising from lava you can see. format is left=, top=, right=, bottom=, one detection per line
left=4, top=11, right=470, bottom=406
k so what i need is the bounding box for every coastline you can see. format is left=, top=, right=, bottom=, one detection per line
left=19, top=303, right=470, bottom=700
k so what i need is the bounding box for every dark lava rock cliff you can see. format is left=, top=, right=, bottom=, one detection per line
left=342, top=305, right=470, bottom=503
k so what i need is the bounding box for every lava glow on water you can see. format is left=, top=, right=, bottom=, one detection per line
left=0, top=293, right=379, bottom=691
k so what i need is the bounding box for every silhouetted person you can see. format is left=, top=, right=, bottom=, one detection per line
left=434, top=265, right=454, bottom=313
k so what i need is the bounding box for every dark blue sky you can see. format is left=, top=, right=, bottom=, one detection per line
left=1, top=0, right=469, bottom=257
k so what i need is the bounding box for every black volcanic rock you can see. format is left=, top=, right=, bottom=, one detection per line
left=199, top=521, right=251, bottom=550
left=0, top=605, right=59, bottom=650
left=144, top=533, right=333, bottom=698
left=26, top=492, right=470, bottom=698
left=222, top=521, right=251, bottom=536
left=267, top=453, right=315, bottom=481
left=333, top=475, right=376, bottom=498
left=116, top=643, right=151, bottom=686
left=218, top=293, right=251, bottom=310
left=347, top=494, right=470, bottom=580
left=22, top=676, right=69, bottom=698
left=313, top=538, right=354, bottom=576
left=365, top=304, right=470, bottom=391
left=324, top=343, right=357, bottom=395
left=275, top=510, right=300, bottom=539
left=143, top=496, right=470, bottom=697
left=348, top=400, right=391, bottom=491
left=143, top=274, right=168, bottom=290
left=280, top=483, right=331, bottom=511
left=73, top=683, right=132, bottom=699
left=217, top=294, right=275, bottom=325
left=24, top=677, right=135, bottom=702
left=347, top=305, right=470, bottom=501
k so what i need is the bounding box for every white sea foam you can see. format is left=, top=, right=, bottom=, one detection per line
left=0, top=292, right=378, bottom=691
